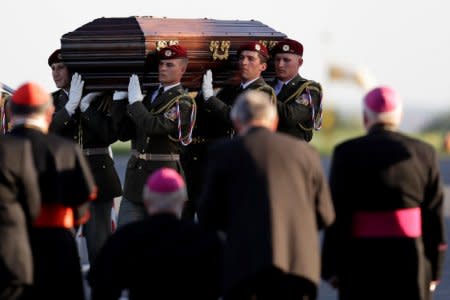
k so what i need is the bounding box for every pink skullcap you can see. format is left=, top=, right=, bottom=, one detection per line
left=364, top=86, right=401, bottom=113
left=146, top=168, right=185, bottom=193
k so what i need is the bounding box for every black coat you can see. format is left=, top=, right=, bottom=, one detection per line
left=0, top=136, right=40, bottom=290
left=10, top=126, right=97, bottom=300
left=89, top=213, right=223, bottom=300
left=50, top=90, right=122, bottom=201
left=321, top=125, right=447, bottom=300
left=198, top=127, right=335, bottom=293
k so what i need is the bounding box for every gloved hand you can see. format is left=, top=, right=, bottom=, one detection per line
left=128, top=74, right=144, bottom=104
left=65, top=73, right=84, bottom=116
left=202, top=69, right=214, bottom=101
left=112, top=91, right=128, bottom=101
left=80, top=92, right=101, bottom=112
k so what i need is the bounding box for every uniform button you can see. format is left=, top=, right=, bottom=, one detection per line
left=102, top=165, right=106, bottom=169
left=193, top=157, right=198, bottom=160
left=138, top=166, right=142, bottom=170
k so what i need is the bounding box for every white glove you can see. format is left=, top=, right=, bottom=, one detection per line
left=128, top=74, right=144, bottom=104
left=202, top=69, right=214, bottom=101
left=113, top=91, right=128, bottom=101
left=80, top=92, right=101, bottom=112
left=65, top=73, right=84, bottom=116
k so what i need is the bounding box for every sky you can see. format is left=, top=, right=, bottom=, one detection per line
left=1, top=0, right=449, bottom=117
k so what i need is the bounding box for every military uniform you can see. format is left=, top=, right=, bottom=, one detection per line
left=112, top=84, right=196, bottom=222
left=49, top=90, right=122, bottom=263
left=182, top=77, right=275, bottom=210
left=271, top=74, right=322, bottom=142
left=270, top=39, right=323, bottom=142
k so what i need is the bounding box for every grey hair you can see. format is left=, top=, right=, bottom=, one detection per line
left=363, top=102, right=403, bottom=127
left=230, top=90, right=277, bottom=125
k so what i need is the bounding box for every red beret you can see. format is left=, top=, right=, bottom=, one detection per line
left=237, top=42, right=269, bottom=59
left=48, top=49, right=63, bottom=67
left=11, top=82, right=51, bottom=113
left=271, top=39, right=303, bottom=56
left=157, top=45, right=188, bottom=60
left=364, top=86, right=401, bottom=113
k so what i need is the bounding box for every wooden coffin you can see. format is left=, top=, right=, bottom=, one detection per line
left=60, top=17, right=287, bottom=91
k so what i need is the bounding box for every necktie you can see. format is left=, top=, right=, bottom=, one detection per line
left=152, top=86, right=164, bottom=102
left=274, top=81, right=285, bottom=95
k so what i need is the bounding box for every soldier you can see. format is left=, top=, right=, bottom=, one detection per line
left=270, top=38, right=323, bottom=142
left=8, top=82, right=97, bottom=300
left=47, top=49, right=122, bottom=264
left=111, top=44, right=196, bottom=225
left=182, top=42, right=275, bottom=212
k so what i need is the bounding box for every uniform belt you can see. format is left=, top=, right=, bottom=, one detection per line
left=83, top=147, right=110, bottom=156
left=190, top=136, right=209, bottom=144
left=131, top=150, right=180, bottom=161
left=352, top=207, right=422, bottom=238
left=34, top=204, right=74, bottom=229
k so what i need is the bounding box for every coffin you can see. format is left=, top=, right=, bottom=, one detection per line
left=60, top=17, right=287, bottom=91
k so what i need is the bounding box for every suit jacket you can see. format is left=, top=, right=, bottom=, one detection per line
left=321, top=124, right=447, bottom=300
left=0, top=136, right=40, bottom=288
left=111, top=84, right=195, bottom=203
left=89, top=213, right=223, bottom=300
left=271, top=74, right=322, bottom=142
left=50, top=90, right=122, bottom=201
left=198, top=127, right=335, bottom=292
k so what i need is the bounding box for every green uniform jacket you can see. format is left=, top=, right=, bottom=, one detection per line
left=271, top=74, right=322, bottom=142
left=111, top=85, right=195, bottom=203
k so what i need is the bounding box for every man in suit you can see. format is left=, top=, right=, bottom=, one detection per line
left=48, top=49, right=122, bottom=263
left=182, top=42, right=275, bottom=215
left=111, top=44, right=196, bottom=225
left=0, top=136, right=40, bottom=300
left=321, top=86, right=447, bottom=300
left=199, top=90, right=335, bottom=299
left=89, top=167, right=223, bottom=300
left=9, top=82, right=97, bottom=300
left=270, top=38, right=323, bottom=141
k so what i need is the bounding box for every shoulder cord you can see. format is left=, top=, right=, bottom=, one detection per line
left=1, top=102, right=6, bottom=133
left=255, top=85, right=277, bottom=104
left=176, top=99, right=197, bottom=146
left=152, top=94, right=196, bottom=146
left=284, top=81, right=323, bottom=131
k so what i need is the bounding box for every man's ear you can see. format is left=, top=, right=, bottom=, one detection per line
left=261, top=62, right=267, bottom=72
